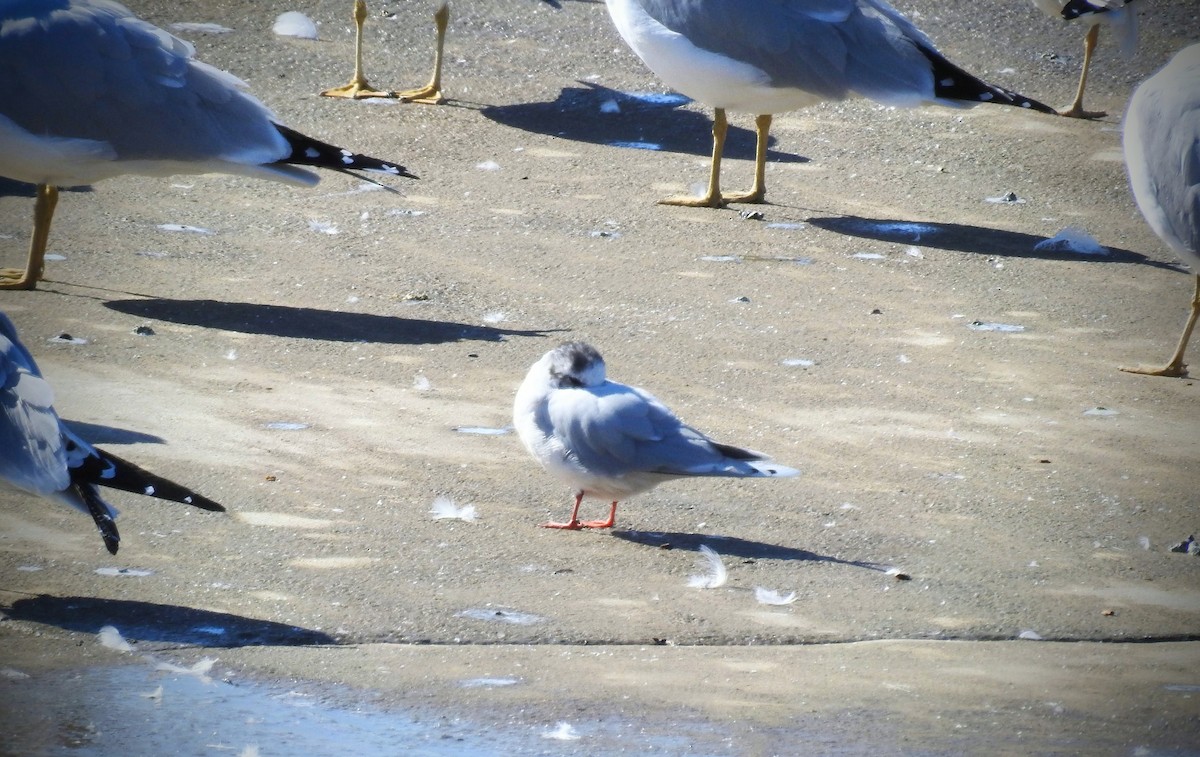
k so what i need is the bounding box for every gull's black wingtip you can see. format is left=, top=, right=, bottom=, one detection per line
left=275, top=124, right=417, bottom=181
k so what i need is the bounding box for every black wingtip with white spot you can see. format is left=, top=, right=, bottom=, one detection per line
left=70, top=443, right=226, bottom=513
left=1060, top=0, right=1131, bottom=21
left=921, top=46, right=1057, bottom=115
left=275, top=124, right=418, bottom=181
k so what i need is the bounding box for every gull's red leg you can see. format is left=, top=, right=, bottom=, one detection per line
left=542, top=492, right=585, bottom=530
left=580, top=501, right=618, bottom=529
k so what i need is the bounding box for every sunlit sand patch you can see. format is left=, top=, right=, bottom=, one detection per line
left=236, top=512, right=333, bottom=529
left=290, top=556, right=378, bottom=570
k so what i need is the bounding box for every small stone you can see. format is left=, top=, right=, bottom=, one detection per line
left=134, top=325, right=155, bottom=336
left=739, top=210, right=765, bottom=221
left=1170, top=536, right=1195, bottom=554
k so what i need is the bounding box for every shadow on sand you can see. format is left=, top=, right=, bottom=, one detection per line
left=2, top=595, right=337, bottom=647
left=481, top=81, right=806, bottom=165
left=612, top=530, right=888, bottom=572
left=104, top=298, right=559, bottom=345
left=807, top=215, right=1182, bottom=270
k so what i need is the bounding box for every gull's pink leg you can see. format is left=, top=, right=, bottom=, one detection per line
left=579, top=501, right=618, bottom=530
left=542, top=492, right=586, bottom=530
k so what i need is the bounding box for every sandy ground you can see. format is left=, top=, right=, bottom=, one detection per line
left=1, top=0, right=1199, bottom=753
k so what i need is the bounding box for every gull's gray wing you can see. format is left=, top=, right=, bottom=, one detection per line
left=631, top=0, right=1047, bottom=109
left=548, top=380, right=790, bottom=479
left=0, top=0, right=288, bottom=167
left=0, top=312, right=69, bottom=497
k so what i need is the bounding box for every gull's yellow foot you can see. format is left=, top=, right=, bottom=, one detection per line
left=1119, top=363, right=1188, bottom=378
left=1059, top=104, right=1106, bottom=119
left=0, top=268, right=39, bottom=290
left=659, top=192, right=727, bottom=208
left=396, top=84, right=446, bottom=105
left=321, top=78, right=395, bottom=99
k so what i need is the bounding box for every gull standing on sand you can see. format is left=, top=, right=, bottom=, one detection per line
left=1031, top=0, right=1137, bottom=119
left=1119, top=44, right=1200, bottom=378
left=602, top=0, right=1057, bottom=207
left=514, top=342, right=799, bottom=530
left=0, top=0, right=416, bottom=290
left=0, top=312, right=225, bottom=554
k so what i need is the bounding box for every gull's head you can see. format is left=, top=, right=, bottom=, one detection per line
left=546, top=341, right=606, bottom=389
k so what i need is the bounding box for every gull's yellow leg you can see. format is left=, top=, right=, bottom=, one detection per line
left=1060, top=24, right=1106, bottom=119
left=321, top=0, right=396, bottom=99
left=721, top=113, right=771, bottom=204
left=397, top=3, right=449, bottom=105
left=661, top=107, right=729, bottom=208
left=0, top=184, right=58, bottom=290
left=1121, top=275, right=1200, bottom=378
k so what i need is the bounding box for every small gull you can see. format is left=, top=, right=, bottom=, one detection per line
left=0, top=312, right=225, bottom=555
left=322, top=1, right=449, bottom=103
left=602, top=0, right=1056, bottom=207
left=1119, top=44, right=1200, bottom=377
left=0, top=0, right=416, bottom=290
left=513, top=342, right=799, bottom=530
left=1031, top=0, right=1137, bottom=119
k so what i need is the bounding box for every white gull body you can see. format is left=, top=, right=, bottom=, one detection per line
left=513, top=342, right=799, bottom=529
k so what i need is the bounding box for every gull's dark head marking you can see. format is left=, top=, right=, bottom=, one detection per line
left=548, top=341, right=606, bottom=388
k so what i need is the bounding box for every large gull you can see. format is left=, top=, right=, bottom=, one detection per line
left=603, top=0, right=1056, bottom=207
left=0, top=311, right=225, bottom=554
left=1119, top=44, right=1200, bottom=378
left=0, top=0, right=416, bottom=290
left=514, top=342, right=799, bottom=530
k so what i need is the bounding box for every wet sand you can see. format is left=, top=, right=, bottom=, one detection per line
left=1, top=0, right=1198, bottom=753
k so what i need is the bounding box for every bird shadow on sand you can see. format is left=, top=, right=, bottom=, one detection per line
left=60, top=420, right=164, bottom=446
left=612, top=530, right=888, bottom=572
left=103, top=298, right=559, bottom=344
left=480, top=81, right=807, bottom=165
left=1, top=595, right=337, bottom=647
left=807, top=215, right=1185, bottom=271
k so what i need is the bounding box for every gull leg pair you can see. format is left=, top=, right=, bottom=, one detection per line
left=1060, top=24, right=1106, bottom=119
left=0, top=184, right=58, bottom=290
left=1121, top=275, right=1200, bottom=378
left=662, top=110, right=771, bottom=207
left=543, top=492, right=618, bottom=530
left=321, top=0, right=395, bottom=99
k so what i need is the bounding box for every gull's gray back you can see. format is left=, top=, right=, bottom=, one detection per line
left=631, top=0, right=945, bottom=105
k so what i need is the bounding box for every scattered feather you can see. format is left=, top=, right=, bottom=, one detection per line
left=1083, top=407, right=1118, bottom=417
left=968, top=321, right=1025, bottom=333
left=48, top=334, right=88, bottom=345
left=0, top=668, right=30, bottom=680
left=94, top=567, right=152, bottom=577
left=1138, top=536, right=1151, bottom=550
left=452, top=425, right=511, bottom=435
left=264, top=421, right=309, bottom=430
left=98, top=625, right=134, bottom=652
left=272, top=11, right=318, bottom=39
left=852, top=252, right=887, bottom=260
left=482, top=311, right=507, bottom=324
left=155, top=657, right=217, bottom=684
left=687, top=545, right=728, bottom=589
left=542, top=722, right=581, bottom=741
left=413, top=374, right=432, bottom=391
left=476, top=160, right=501, bottom=171
left=985, top=191, right=1025, bottom=204
left=430, top=496, right=478, bottom=522
left=156, top=223, right=213, bottom=234
left=1033, top=227, right=1107, bottom=255
left=141, top=685, right=163, bottom=700
left=1018, top=629, right=1043, bottom=641
left=240, top=747, right=261, bottom=757
left=307, top=220, right=338, bottom=235
left=459, top=608, right=544, bottom=625
left=781, top=358, right=815, bottom=367
left=460, top=677, right=521, bottom=688
left=754, top=587, right=797, bottom=605
left=169, top=21, right=233, bottom=34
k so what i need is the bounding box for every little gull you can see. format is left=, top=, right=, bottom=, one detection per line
left=1119, top=44, right=1200, bottom=378
left=0, top=311, right=225, bottom=554
left=513, top=342, right=799, bottom=530
left=1031, top=0, right=1137, bottom=118
left=324, top=1, right=449, bottom=103
left=0, top=0, right=416, bottom=290
left=603, top=0, right=1057, bottom=207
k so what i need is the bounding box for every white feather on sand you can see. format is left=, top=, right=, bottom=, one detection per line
left=687, top=545, right=728, bottom=589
